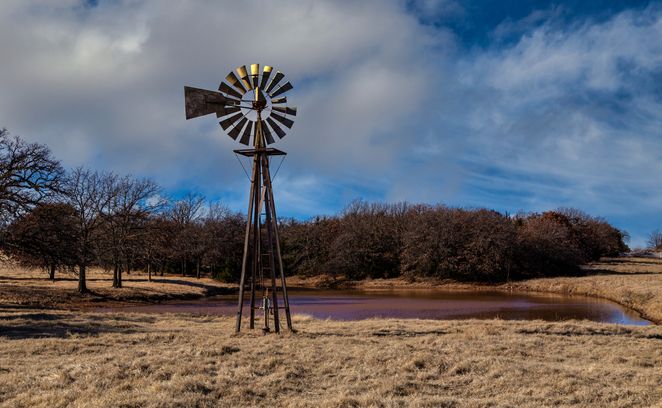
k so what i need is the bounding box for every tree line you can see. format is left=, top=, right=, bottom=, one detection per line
left=0, top=128, right=632, bottom=292
left=280, top=201, right=629, bottom=282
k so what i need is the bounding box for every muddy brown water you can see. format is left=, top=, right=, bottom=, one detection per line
left=98, top=289, right=651, bottom=325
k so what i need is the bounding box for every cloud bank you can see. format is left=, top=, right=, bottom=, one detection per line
left=0, top=0, right=660, bottom=246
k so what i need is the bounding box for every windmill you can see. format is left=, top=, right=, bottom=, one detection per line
left=184, top=64, right=296, bottom=333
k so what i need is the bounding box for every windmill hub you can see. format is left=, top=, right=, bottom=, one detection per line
left=253, top=99, right=267, bottom=111
left=184, top=64, right=296, bottom=333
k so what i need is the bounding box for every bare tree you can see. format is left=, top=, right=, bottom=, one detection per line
left=104, top=176, right=160, bottom=288
left=0, top=128, right=63, bottom=223
left=649, top=230, right=662, bottom=250
left=202, top=202, right=244, bottom=281
left=4, top=203, right=78, bottom=281
left=62, top=168, right=116, bottom=293
left=557, top=208, right=629, bottom=258
left=142, top=216, right=165, bottom=282
left=138, top=214, right=177, bottom=279
left=328, top=200, right=401, bottom=279
left=168, top=193, right=205, bottom=277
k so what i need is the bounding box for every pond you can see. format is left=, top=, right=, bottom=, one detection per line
left=99, top=289, right=652, bottom=325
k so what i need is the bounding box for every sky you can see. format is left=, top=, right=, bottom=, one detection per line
left=0, top=0, right=661, bottom=247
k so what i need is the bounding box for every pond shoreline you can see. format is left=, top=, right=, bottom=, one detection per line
left=55, top=276, right=657, bottom=325
left=7, top=281, right=659, bottom=325
left=96, top=287, right=652, bottom=326
left=2, top=257, right=660, bottom=324
left=284, top=256, right=662, bottom=324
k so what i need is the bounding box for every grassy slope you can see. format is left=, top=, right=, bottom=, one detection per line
left=0, top=311, right=661, bottom=408
left=509, top=257, right=662, bottom=324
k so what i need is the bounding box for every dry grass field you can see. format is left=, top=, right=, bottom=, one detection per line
left=0, top=257, right=661, bottom=406
left=0, top=311, right=660, bottom=408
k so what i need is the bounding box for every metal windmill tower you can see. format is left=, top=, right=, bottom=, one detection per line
left=184, top=64, right=296, bottom=333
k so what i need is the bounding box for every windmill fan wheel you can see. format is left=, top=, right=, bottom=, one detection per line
left=184, top=64, right=296, bottom=147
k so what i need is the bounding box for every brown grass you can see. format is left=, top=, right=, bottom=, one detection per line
left=0, top=265, right=232, bottom=309
left=1, top=258, right=661, bottom=406
left=0, top=311, right=660, bottom=407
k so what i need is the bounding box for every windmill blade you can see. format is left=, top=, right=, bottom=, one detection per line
left=271, top=112, right=294, bottom=128
left=250, top=64, right=260, bottom=88
left=265, top=71, right=284, bottom=94
left=261, top=120, right=275, bottom=145
left=271, top=96, right=287, bottom=104
left=239, top=120, right=254, bottom=145
left=184, top=86, right=228, bottom=120
left=215, top=105, right=240, bottom=118
left=272, top=106, right=297, bottom=116
left=266, top=117, right=286, bottom=139
left=219, top=112, right=244, bottom=130
left=236, top=65, right=253, bottom=91
left=260, top=66, right=273, bottom=89
left=270, top=81, right=293, bottom=98
left=228, top=117, right=248, bottom=140
left=218, top=82, right=243, bottom=100
left=226, top=71, right=247, bottom=95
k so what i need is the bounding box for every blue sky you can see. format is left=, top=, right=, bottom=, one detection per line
left=0, top=0, right=661, bottom=247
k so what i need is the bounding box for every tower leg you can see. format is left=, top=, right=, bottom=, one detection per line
left=262, top=156, right=281, bottom=333
left=262, top=156, right=293, bottom=330
left=250, top=155, right=262, bottom=330
left=236, top=153, right=259, bottom=333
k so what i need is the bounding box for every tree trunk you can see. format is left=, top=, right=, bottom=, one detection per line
left=181, top=260, right=186, bottom=277
left=49, top=264, right=56, bottom=282
left=160, top=264, right=164, bottom=277
left=113, top=263, right=119, bottom=288
left=117, top=264, right=123, bottom=288
left=196, top=258, right=200, bottom=279
left=147, top=262, right=152, bottom=282
left=78, top=263, right=87, bottom=293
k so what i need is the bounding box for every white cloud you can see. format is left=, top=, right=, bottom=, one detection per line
left=0, top=1, right=661, bottom=245
left=0, top=0, right=449, bottom=195
left=400, top=7, right=662, bottom=216
left=441, top=15, right=662, bottom=205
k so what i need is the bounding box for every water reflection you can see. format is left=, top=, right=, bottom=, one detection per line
left=100, top=289, right=651, bottom=326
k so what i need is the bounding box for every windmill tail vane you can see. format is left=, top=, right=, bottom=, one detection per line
left=184, top=63, right=296, bottom=334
